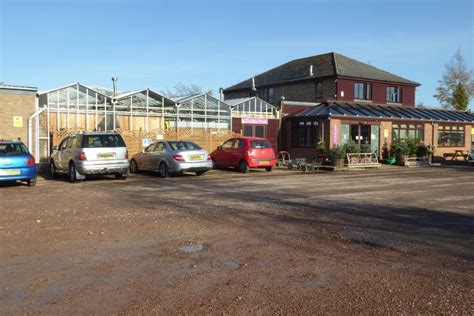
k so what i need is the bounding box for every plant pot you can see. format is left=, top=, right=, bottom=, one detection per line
left=333, top=158, right=345, bottom=168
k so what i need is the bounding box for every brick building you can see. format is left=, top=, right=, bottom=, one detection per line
left=0, top=85, right=38, bottom=151
left=223, top=52, right=419, bottom=107
left=223, top=52, right=474, bottom=160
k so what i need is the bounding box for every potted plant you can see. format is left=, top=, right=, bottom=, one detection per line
left=360, top=143, right=372, bottom=153
left=315, top=140, right=327, bottom=163
left=416, top=143, right=429, bottom=158
left=390, top=141, right=410, bottom=164
left=330, top=145, right=346, bottom=167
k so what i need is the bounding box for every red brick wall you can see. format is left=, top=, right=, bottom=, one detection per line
left=337, top=77, right=416, bottom=107
left=232, top=117, right=280, bottom=152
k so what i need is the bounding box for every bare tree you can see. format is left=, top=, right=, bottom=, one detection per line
left=161, top=83, right=212, bottom=98
left=434, top=49, right=474, bottom=110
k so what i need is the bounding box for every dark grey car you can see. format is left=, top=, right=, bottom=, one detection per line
left=130, top=141, right=212, bottom=177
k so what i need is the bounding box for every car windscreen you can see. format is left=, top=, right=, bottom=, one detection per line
left=83, top=135, right=126, bottom=148
left=168, top=141, right=201, bottom=151
left=250, top=140, right=272, bottom=149
left=0, top=143, right=29, bottom=155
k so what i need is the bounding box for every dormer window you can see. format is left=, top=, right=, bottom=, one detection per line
left=315, top=81, right=323, bottom=98
left=354, top=82, right=371, bottom=100
left=263, top=88, right=274, bottom=104
left=387, top=86, right=402, bottom=103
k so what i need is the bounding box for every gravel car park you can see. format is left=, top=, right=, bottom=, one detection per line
left=0, top=167, right=473, bottom=314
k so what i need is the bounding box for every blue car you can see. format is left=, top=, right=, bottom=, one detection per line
left=0, top=140, right=37, bottom=186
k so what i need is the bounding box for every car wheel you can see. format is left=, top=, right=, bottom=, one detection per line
left=115, top=173, right=127, bottom=180
left=27, top=177, right=37, bottom=187
left=68, top=163, right=78, bottom=183
left=265, top=166, right=273, bottom=172
left=159, top=162, right=169, bottom=178
left=239, top=160, right=250, bottom=173
left=130, top=159, right=138, bottom=173
left=195, top=171, right=206, bottom=176
left=50, top=161, right=57, bottom=178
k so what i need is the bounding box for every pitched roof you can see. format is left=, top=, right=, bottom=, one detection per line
left=224, top=52, right=420, bottom=92
left=287, top=101, right=474, bottom=123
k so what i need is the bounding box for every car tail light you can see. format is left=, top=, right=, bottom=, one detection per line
left=125, top=150, right=129, bottom=160
left=26, top=156, right=35, bottom=166
left=173, top=155, right=185, bottom=162
left=207, top=155, right=212, bottom=160
left=79, top=152, right=87, bottom=161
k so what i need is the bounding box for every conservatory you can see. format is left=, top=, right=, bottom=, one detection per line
left=32, top=83, right=233, bottom=160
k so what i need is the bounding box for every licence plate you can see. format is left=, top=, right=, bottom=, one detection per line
left=0, top=169, right=21, bottom=176
left=189, top=154, right=204, bottom=161
left=98, top=153, right=116, bottom=159
left=259, top=160, right=270, bottom=165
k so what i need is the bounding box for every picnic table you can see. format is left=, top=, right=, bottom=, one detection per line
left=445, top=150, right=468, bottom=161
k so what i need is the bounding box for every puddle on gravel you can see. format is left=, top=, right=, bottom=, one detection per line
left=303, top=275, right=329, bottom=288
left=179, top=245, right=204, bottom=253
left=224, top=259, right=240, bottom=271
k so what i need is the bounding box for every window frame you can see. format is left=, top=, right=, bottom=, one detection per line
left=437, top=125, right=465, bottom=147
left=315, top=81, right=323, bottom=99
left=354, top=82, right=372, bottom=100
left=291, top=119, right=320, bottom=148
left=391, top=123, right=424, bottom=144
left=387, top=86, right=402, bottom=103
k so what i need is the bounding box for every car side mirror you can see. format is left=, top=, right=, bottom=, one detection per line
left=217, top=145, right=222, bottom=151
left=52, top=145, right=58, bottom=151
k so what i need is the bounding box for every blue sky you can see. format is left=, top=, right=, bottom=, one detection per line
left=1, top=0, right=473, bottom=108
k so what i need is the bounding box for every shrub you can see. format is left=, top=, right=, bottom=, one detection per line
left=315, top=140, right=327, bottom=156
left=406, top=139, right=417, bottom=156
left=416, top=143, right=429, bottom=157
left=330, top=145, right=346, bottom=160
left=390, top=141, right=410, bottom=157
left=360, top=143, right=372, bottom=153
left=343, top=140, right=360, bottom=154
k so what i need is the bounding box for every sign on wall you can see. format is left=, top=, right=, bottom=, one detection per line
left=383, top=128, right=389, bottom=138
left=242, top=118, right=268, bottom=125
left=333, top=125, right=339, bottom=145
left=142, top=138, right=153, bottom=147
left=13, top=116, right=23, bottom=128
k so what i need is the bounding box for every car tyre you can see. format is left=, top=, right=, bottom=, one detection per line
left=68, top=163, right=79, bottom=183
left=27, top=177, right=37, bottom=187
left=239, top=160, right=250, bottom=173
left=50, top=161, right=57, bottom=178
left=265, top=166, right=273, bottom=172
left=115, top=173, right=127, bottom=180
left=130, top=159, right=138, bottom=174
left=159, top=162, right=169, bottom=178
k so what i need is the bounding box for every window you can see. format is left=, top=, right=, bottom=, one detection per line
left=250, top=140, right=272, bottom=149
left=83, top=134, right=126, bottom=148
left=243, top=126, right=253, bottom=137
left=154, top=143, right=166, bottom=152
left=144, top=143, right=156, bottom=152
left=354, top=82, right=372, bottom=100
left=315, top=81, right=323, bottom=98
left=168, top=141, right=202, bottom=151
left=291, top=120, right=319, bottom=147
left=264, top=88, right=274, bottom=104
left=243, top=125, right=266, bottom=138
left=387, top=86, right=402, bottom=103
left=221, top=140, right=234, bottom=150
left=0, top=143, right=29, bottom=155
left=438, top=125, right=465, bottom=147
left=392, top=124, right=424, bottom=143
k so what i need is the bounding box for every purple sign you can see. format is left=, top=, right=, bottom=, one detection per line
left=333, top=125, right=339, bottom=145
left=242, top=118, right=268, bottom=125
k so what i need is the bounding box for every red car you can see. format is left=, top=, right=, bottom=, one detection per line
left=211, top=137, right=276, bottom=173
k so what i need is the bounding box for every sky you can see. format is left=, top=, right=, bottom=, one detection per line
left=0, top=0, right=473, bottom=108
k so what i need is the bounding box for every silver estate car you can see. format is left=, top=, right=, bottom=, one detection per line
left=50, top=132, right=129, bottom=182
left=130, top=141, right=212, bottom=177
